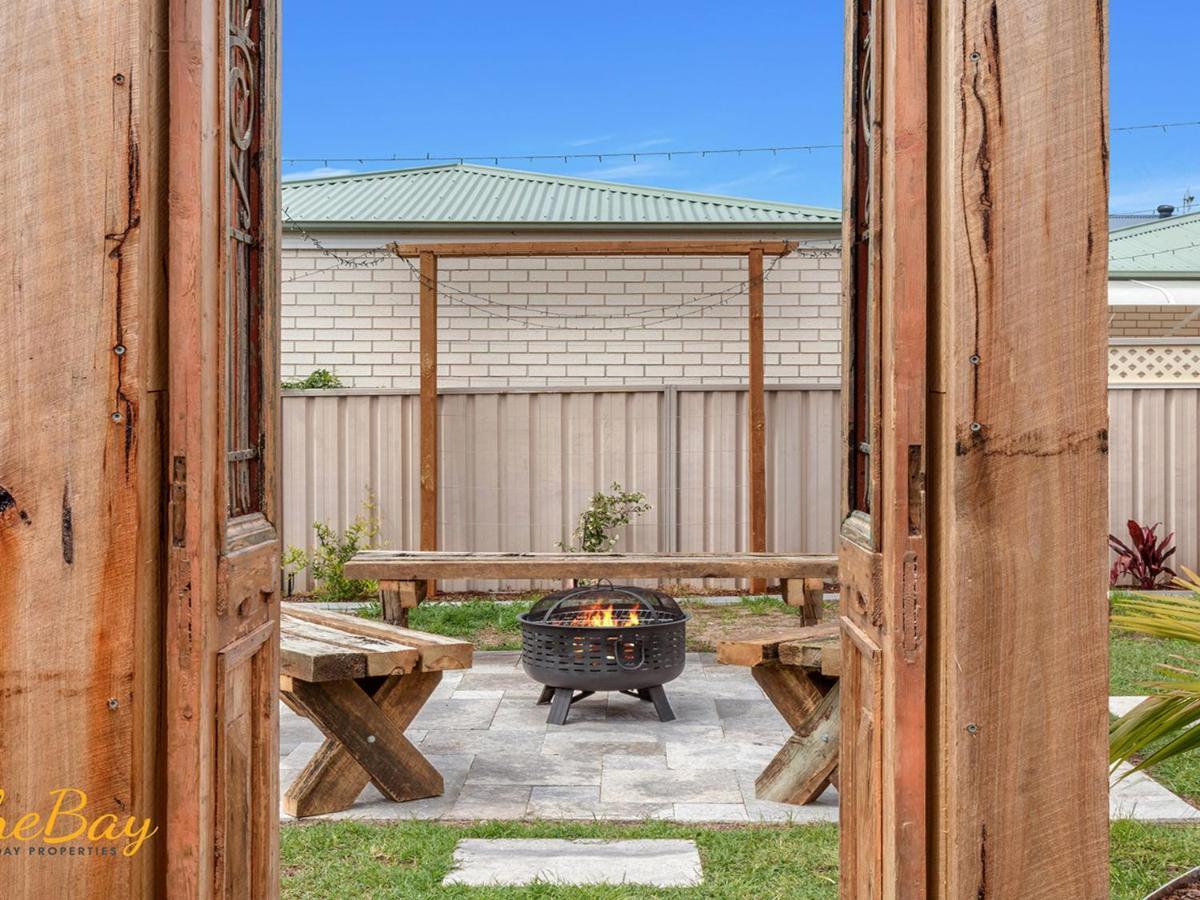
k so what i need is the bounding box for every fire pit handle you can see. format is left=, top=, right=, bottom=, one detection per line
left=613, top=636, right=647, bottom=671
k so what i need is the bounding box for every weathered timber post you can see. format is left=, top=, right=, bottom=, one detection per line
left=838, top=0, right=1110, bottom=897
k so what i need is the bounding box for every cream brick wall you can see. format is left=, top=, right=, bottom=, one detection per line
left=1108, top=305, right=1200, bottom=338
left=282, top=244, right=844, bottom=387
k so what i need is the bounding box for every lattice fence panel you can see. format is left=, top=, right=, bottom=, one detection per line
left=1109, top=343, right=1200, bottom=384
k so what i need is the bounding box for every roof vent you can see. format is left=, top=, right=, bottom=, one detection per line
left=1157, top=204, right=1175, bottom=218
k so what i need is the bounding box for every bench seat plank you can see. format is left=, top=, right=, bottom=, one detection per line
left=283, top=604, right=473, bottom=673
left=280, top=617, right=420, bottom=681
left=715, top=622, right=838, bottom=668
left=343, top=550, right=838, bottom=582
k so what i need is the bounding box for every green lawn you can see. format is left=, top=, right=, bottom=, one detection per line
left=280, top=819, right=1199, bottom=899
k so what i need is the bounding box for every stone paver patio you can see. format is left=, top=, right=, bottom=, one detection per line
left=281, top=650, right=1199, bottom=824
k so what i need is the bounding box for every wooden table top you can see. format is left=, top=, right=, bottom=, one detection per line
left=280, top=604, right=472, bottom=682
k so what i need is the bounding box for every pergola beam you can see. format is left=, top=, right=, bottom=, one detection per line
left=389, top=240, right=796, bottom=258
left=400, top=238, right=778, bottom=597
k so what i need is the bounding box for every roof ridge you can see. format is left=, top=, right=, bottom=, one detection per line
left=281, top=162, right=839, bottom=219
left=1109, top=210, right=1200, bottom=240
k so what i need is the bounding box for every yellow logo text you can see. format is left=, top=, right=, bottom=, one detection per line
left=0, top=789, right=157, bottom=857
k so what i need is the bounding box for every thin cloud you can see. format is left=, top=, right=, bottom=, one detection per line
left=566, top=135, right=616, bottom=147
left=284, top=166, right=356, bottom=181
left=696, top=165, right=796, bottom=197
left=574, top=158, right=675, bottom=181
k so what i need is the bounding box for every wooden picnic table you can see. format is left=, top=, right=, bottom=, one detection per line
left=342, top=551, right=839, bottom=626
left=717, top=622, right=841, bottom=805
left=279, top=604, right=473, bottom=817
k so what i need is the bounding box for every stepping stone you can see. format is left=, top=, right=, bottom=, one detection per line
left=442, top=838, right=703, bottom=887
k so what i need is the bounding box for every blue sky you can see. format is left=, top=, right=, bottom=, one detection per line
left=283, top=1, right=1197, bottom=213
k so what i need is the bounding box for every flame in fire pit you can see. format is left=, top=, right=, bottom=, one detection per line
left=563, top=602, right=640, bottom=628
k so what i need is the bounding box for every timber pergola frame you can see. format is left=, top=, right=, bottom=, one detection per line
left=389, top=239, right=799, bottom=593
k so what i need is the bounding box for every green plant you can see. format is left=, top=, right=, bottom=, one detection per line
left=282, top=368, right=344, bottom=390
left=558, top=482, right=651, bottom=553
left=283, top=497, right=381, bottom=602
left=1110, top=567, right=1200, bottom=777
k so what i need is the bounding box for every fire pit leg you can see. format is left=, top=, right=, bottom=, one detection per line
left=536, top=685, right=555, bottom=705
left=546, top=687, right=575, bottom=725
left=645, top=684, right=676, bottom=722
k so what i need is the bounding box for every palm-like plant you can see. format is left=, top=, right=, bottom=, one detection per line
left=1110, top=567, right=1200, bottom=775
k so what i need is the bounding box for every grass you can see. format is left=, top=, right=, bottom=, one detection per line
left=357, top=593, right=815, bottom=652
left=281, top=820, right=839, bottom=899
left=280, top=819, right=1200, bottom=898
left=1111, top=821, right=1200, bottom=898
left=1108, top=590, right=1200, bottom=806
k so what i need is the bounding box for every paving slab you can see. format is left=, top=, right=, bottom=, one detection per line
left=278, top=656, right=1198, bottom=824
left=1110, top=695, right=1149, bottom=717
left=601, top=766, right=743, bottom=804
left=442, top=838, right=703, bottom=887
left=1110, top=762, right=1200, bottom=823
left=466, top=751, right=603, bottom=787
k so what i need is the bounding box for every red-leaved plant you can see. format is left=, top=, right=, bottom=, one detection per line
left=1109, top=519, right=1177, bottom=589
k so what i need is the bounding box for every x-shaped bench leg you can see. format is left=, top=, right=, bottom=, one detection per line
left=282, top=670, right=442, bottom=817
left=751, top=662, right=840, bottom=804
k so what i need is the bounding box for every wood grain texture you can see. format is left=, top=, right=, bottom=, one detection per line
left=282, top=604, right=473, bottom=671
left=165, top=0, right=283, bottom=894
left=748, top=248, right=767, bottom=594
left=344, top=550, right=839, bottom=581
left=926, top=1, right=1110, bottom=896
left=388, top=240, right=797, bottom=257
left=283, top=672, right=443, bottom=817
left=0, top=2, right=166, bottom=896
left=419, top=251, right=438, bottom=597
left=715, top=622, right=839, bottom=668
left=756, top=683, right=841, bottom=805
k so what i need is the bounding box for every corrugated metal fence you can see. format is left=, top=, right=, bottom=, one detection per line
left=1109, top=386, right=1200, bottom=576
left=282, top=385, right=1200, bottom=592
left=282, top=386, right=841, bottom=592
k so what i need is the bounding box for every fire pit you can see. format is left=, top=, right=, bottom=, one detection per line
left=518, top=583, right=689, bottom=725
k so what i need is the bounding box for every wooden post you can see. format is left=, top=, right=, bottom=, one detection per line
left=419, top=251, right=438, bottom=597
left=748, top=248, right=767, bottom=594
left=924, top=1, right=1110, bottom=893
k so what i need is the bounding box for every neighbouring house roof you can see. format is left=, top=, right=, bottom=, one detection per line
left=281, top=163, right=840, bottom=232
left=1108, top=213, right=1200, bottom=306
left=1109, top=212, right=1200, bottom=278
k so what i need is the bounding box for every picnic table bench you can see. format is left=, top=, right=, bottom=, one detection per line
left=342, top=551, right=839, bottom=626
left=717, top=622, right=841, bottom=805
left=279, top=604, right=473, bottom=817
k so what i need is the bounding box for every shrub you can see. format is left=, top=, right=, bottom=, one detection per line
left=1110, top=568, right=1200, bottom=775
left=1109, top=519, right=1177, bottom=590
left=559, top=482, right=651, bottom=553
left=282, top=368, right=344, bottom=390
left=283, top=496, right=381, bottom=602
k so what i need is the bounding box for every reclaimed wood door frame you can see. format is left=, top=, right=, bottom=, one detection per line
left=165, top=0, right=282, bottom=895
left=839, top=1, right=1110, bottom=897
left=838, top=0, right=928, bottom=896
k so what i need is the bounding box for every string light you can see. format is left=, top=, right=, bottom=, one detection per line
left=282, top=143, right=841, bottom=167
left=281, top=119, right=1200, bottom=168
left=1108, top=239, right=1200, bottom=263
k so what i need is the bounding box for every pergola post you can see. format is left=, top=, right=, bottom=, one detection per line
left=747, top=248, right=767, bottom=594
left=419, top=250, right=438, bottom=596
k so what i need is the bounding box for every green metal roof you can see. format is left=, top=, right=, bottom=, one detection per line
left=1109, top=212, right=1200, bottom=278
left=281, top=163, right=840, bottom=231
